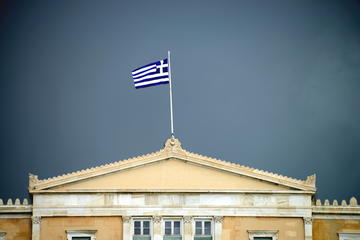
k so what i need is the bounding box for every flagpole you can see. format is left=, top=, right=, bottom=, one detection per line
left=168, top=50, right=175, bottom=137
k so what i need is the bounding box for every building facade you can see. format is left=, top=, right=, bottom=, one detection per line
left=0, top=138, right=359, bottom=240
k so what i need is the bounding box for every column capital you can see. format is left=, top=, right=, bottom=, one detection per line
left=183, top=216, right=193, bottom=223
left=153, top=215, right=162, bottom=223
left=303, top=217, right=312, bottom=225
left=32, top=216, right=41, bottom=224
left=214, top=216, right=223, bottom=223
left=123, top=216, right=131, bottom=223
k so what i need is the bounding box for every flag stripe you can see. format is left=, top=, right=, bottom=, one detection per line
left=134, top=79, right=169, bottom=88
left=132, top=67, right=157, bottom=78
left=132, top=62, right=158, bottom=74
left=134, top=75, right=169, bottom=84
left=133, top=70, right=168, bottom=82
left=135, top=81, right=169, bottom=89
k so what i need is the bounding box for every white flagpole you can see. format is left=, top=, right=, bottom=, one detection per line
left=168, top=50, right=175, bottom=137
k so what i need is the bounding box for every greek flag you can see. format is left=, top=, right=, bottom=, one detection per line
left=132, top=58, right=169, bottom=89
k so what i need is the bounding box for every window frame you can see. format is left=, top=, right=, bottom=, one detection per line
left=247, top=230, right=278, bottom=240
left=193, top=218, right=213, bottom=237
left=163, top=218, right=183, bottom=236
left=338, top=233, right=360, bottom=240
left=0, top=232, right=6, bottom=240
left=66, top=230, right=97, bottom=240
left=133, top=218, right=152, bottom=237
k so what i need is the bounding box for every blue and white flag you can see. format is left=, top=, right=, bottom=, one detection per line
left=132, top=58, right=169, bottom=89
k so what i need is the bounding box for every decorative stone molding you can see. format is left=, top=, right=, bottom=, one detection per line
left=0, top=198, right=32, bottom=214
left=214, top=216, right=223, bottom=223
left=32, top=216, right=41, bottom=224
left=313, top=197, right=360, bottom=215
left=183, top=216, right=192, bottom=223
left=29, top=173, right=39, bottom=189
left=314, top=197, right=358, bottom=207
left=152, top=215, right=162, bottom=223
left=247, top=230, right=278, bottom=240
left=305, top=174, right=316, bottom=185
left=350, top=197, right=358, bottom=206
left=31, top=137, right=316, bottom=192
left=123, top=216, right=131, bottom=223
left=164, top=137, right=182, bottom=150
left=304, top=217, right=312, bottom=225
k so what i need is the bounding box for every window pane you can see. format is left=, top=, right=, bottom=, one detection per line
left=72, top=238, right=91, bottom=240
left=254, top=238, right=272, bottom=240
left=135, top=221, right=141, bottom=227
left=174, top=221, right=181, bottom=235
left=165, top=221, right=171, bottom=229
left=204, top=221, right=211, bottom=235
left=143, top=228, right=150, bottom=235
left=195, top=221, right=202, bottom=235
left=143, top=221, right=150, bottom=228
left=165, top=221, right=172, bottom=235
left=143, top=220, right=150, bottom=235
left=134, top=227, right=141, bottom=235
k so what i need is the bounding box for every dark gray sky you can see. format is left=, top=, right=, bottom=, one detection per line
left=1, top=0, right=359, bottom=201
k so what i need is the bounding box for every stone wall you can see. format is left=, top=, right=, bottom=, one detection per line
left=312, top=197, right=360, bottom=240
left=313, top=219, right=360, bottom=240
left=40, top=216, right=122, bottom=240
left=0, top=218, right=32, bottom=240
left=0, top=198, right=32, bottom=240
left=222, top=216, right=304, bottom=240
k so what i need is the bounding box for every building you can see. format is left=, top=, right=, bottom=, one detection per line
left=0, top=138, right=359, bottom=240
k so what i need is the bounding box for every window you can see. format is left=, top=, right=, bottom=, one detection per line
left=164, top=219, right=182, bottom=240
left=133, top=219, right=151, bottom=240
left=66, top=230, right=96, bottom=240
left=194, top=219, right=212, bottom=240
left=247, top=230, right=278, bottom=240
left=338, top=233, right=360, bottom=240
left=165, top=220, right=181, bottom=235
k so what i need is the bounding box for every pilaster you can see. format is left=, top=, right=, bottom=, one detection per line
left=214, top=216, right=223, bottom=240
left=183, top=216, right=193, bottom=240
left=303, top=217, right=312, bottom=240
left=32, top=216, right=41, bottom=240
left=153, top=216, right=162, bottom=240
left=123, top=216, right=132, bottom=240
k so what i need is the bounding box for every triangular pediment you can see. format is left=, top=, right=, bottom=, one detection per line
left=50, top=158, right=291, bottom=191
left=29, top=138, right=316, bottom=193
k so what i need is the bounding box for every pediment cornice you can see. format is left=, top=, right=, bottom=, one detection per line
left=29, top=138, right=316, bottom=192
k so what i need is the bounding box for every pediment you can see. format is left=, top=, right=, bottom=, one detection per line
left=29, top=138, right=316, bottom=193
left=51, top=158, right=291, bottom=191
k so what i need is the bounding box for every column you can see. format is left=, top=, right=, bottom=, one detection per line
left=183, top=216, right=193, bottom=240
left=214, top=216, right=223, bottom=240
left=123, top=216, right=132, bottom=240
left=303, top=217, right=312, bottom=240
left=32, top=216, right=41, bottom=240
left=153, top=216, right=162, bottom=240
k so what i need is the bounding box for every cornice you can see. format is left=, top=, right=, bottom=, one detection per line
left=29, top=137, right=316, bottom=193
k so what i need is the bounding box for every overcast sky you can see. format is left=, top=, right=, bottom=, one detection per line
left=0, top=0, right=359, bottom=202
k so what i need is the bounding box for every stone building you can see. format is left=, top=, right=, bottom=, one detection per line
left=0, top=138, right=359, bottom=240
